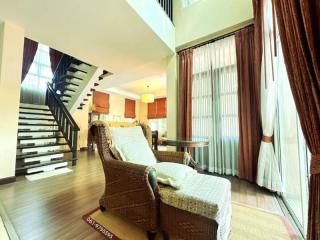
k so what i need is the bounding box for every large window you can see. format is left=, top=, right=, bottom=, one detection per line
left=192, top=36, right=239, bottom=175
left=275, top=57, right=310, bottom=236
left=20, top=44, right=53, bottom=105
left=274, top=31, right=310, bottom=236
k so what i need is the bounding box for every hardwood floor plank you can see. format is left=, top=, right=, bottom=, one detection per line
left=0, top=150, right=281, bottom=240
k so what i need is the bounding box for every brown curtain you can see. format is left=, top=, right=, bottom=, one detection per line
left=49, top=48, right=63, bottom=75
left=252, top=0, right=264, bottom=85
left=274, top=1, right=320, bottom=239
left=178, top=49, right=193, bottom=140
left=21, top=38, right=38, bottom=82
left=235, top=26, right=262, bottom=183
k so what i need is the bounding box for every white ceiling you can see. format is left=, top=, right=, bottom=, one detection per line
left=111, top=73, right=167, bottom=99
left=0, top=0, right=173, bottom=87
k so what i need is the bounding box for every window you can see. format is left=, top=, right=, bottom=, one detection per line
left=274, top=43, right=310, bottom=235
left=20, top=44, right=53, bottom=105
left=149, top=118, right=167, bottom=137
left=192, top=36, right=239, bottom=175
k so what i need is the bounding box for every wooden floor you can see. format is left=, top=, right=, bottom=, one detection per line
left=0, top=150, right=281, bottom=240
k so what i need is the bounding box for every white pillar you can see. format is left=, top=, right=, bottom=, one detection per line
left=0, top=22, right=25, bottom=181
left=166, top=54, right=178, bottom=139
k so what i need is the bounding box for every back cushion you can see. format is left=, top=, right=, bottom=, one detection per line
left=110, top=126, right=157, bottom=166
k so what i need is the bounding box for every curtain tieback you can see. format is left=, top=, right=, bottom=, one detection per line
left=262, top=136, right=272, bottom=143
left=310, top=154, right=320, bottom=175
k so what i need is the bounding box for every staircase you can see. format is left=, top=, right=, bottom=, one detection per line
left=53, top=55, right=109, bottom=112
left=16, top=103, right=72, bottom=176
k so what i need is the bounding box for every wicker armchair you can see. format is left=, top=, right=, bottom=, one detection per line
left=89, top=121, right=185, bottom=240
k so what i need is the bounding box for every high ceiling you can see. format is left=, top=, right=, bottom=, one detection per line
left=114, top=73, right=167, bottom=98
left=0, top=0, right=174, bottom=87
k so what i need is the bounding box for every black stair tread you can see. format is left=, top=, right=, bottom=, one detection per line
left=18, top=123, right=58, bottom=126
left=80, top=103, right=85, bottom=106
left=62, top=94, right=72, bottom=98
left=16, top=159, right=67, bottom=171
left=90, top=88, right=95, bottom=92
left=60, top=75, right=83, bottom=81
left=17, top=143, right=68, bottom=149
left=18, top=135, right=64, bottom=140
left=77, top=107, right=83, bottom=110
left=18, top=129, right=61, bottom=133
left=19, top=111, right=53, bottom=116
left=87, top=94, right=92, bottom=97
left=66, top=82, right=80, bottom=87
left=16, top=150, right=71, bottom=160
left=63, top=88, right=76, bottom=92
left=83, top=98, right=88, bottom=101
left=73, top=59, right=91, bottom=67
left=68, top=66, right=87, bottom=74
left=19, top=106, right=50, bottom=111
left=19, top=117, right=55, bottom=121
left=94, top=83, right=99, bottom=86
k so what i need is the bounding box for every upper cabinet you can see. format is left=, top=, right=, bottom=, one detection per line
left=148, top=98, right=166, bottom=119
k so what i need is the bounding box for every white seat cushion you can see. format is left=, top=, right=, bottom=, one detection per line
left=110, top=126, right=157, bottom=166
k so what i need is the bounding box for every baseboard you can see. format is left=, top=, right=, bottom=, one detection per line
left=80, top=147, right=88, bottom=151
left=0, top=176, right=16, bottom=185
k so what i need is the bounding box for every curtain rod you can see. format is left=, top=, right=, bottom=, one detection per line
left=177, top=23, right=254, bottom=53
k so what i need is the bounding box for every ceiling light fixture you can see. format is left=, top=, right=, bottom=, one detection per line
left=141, top=85, right=154, bottom=103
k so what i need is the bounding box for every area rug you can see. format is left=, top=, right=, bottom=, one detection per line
left=82, top=202, right=297, bottom=240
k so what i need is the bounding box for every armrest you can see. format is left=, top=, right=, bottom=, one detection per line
left=104, top=159, right=158, bottom=196
left=153, top=150, right=187, bottom=165
left=102, top=159, right=158, bottom=231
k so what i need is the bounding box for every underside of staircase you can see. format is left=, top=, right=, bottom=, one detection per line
left=16, top=103, right=72, bottom=176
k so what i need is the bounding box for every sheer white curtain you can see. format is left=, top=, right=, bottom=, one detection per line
left=192, top=36, right=239, bottom=175
left=256, top=0, right=282, bottom=191
left=20, top=44, right=53, bottom=105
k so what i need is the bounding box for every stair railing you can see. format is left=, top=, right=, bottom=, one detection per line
left=46, top=83, right=79, bottom=165
left=157, top=0, right=173, bottom=21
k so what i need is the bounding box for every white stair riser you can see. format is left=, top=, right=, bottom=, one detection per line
left=19, top=138, right=57, bottom=145
left=66, top=70, right=86, bottom=77
left=61, top=96, right=71, bottom=101
left=18, top=125, right=58, bottom=131
left=19, top=145, right=62, bottom=154
left=67, top=78, right=82, bottom=84
left=19, top=109, right=51, bottom=114
left=70, top=63, right=91, bottom=72
left=66, top=84, right=78, bottom=90
left=64, top=90, right=75, bottom=95
left=27, top=162, right=67, bottom=174
left=18, top=132, right=61, bottom=137
left=23, top=153, right=64, bottom=163
left=20, top=103, right=49, bottom=110
left=19, top=113, right=54, bottom=120
left=19, top=119, right=55, bottom=124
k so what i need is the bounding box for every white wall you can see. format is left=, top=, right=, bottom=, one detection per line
left=166, top=54, right=178, bottom=139
left=0, top=22, right=24, bottom=180
left=72, top=100, right=90, bottom=150
left=126, top=0, right=175, bottom=52
left=174, top=0, right=253, bottom=49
